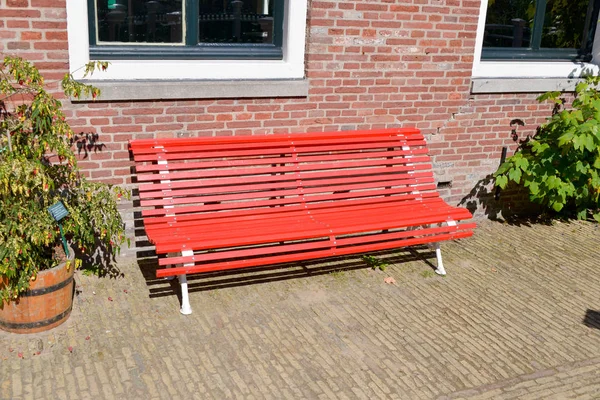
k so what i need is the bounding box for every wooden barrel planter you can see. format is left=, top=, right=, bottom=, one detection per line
left=0, top=254, right=75, bottom=334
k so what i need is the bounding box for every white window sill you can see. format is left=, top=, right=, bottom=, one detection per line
left=471, top=61, right=599, bottom=93
left=75, top=79, right=309, bottom=101
left=473, top=61, right=599, bottom=79
left=471, top=77, right=585, bottom=94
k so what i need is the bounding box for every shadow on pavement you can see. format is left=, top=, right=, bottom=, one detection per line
left=136, top=246, right=437, bottom=300
left=583, top=309, right=600, bottom=330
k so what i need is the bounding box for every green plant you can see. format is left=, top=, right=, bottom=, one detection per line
left=495, top=76, right=600, bottom=221
left=329, top=269, right=345, bottom=279
left=363, top=255, right=388, bottom=271
left=0, top=56, right=129, bottom=303
left=420, top=270, right=435, bottom=278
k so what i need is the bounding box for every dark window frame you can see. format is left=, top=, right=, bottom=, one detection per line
left=87, top=0, right=285, bottom=60
left=482, top=0, right=600, bottom=62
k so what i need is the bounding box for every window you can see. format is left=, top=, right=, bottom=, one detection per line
left=88, top=0, right=284, bottom=60
left=66, top=0, right=308, bottom=99
left=482, top=0, right=600, bottom=61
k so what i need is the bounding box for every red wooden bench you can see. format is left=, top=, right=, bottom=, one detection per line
left=129, top=128, right=475, bottom=314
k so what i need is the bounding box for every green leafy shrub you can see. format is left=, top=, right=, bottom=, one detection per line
left=0, top=56, right=129, bottom=303
left=363, top=255, right=388, bottom=271
left=494, top=76, right=600, bottom=221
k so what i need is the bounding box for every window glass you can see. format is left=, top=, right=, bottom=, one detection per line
left=95, top=0, right=183, bottom=43
left=198, top=0, right=274, bottom=44
left=540, top=0, right=589, bottom=49
left=483, top=0, right=534, bottom=48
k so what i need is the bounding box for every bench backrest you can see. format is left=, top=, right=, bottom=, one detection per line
left=130, top=128, right=439, bottom=225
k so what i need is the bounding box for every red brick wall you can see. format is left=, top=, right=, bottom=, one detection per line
left=0, top=0, right=559, bottom=213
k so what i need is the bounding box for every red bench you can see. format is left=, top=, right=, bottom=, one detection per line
left=129, top=128, right=475, bottom=314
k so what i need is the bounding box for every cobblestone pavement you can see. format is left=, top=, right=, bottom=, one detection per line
left=1, top=220, right=600, bottom=399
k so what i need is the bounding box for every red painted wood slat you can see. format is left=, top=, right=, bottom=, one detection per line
left=156, top=229, right=475, bottom=277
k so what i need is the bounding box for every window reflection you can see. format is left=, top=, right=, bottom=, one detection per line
left=96, top=0, right=183, bottom=43
left=198, top=0, right=274, bottom=44
left=484, top=0, right=592, bottom=50
left=541, top=0, right=589, bottom=49
left=483, top=0, right=533, bottom=48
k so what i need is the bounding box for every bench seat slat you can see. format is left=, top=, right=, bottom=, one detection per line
left=131, top=136, right=427, bottom=161
left=139, top=171, right=435, bottom=199
left=134, top=149, right=430, bottom=173
left=156, top=228, right=475, bottom=277
left=139, top=177, right=435, bottom=203
left=129, top=128, right=422, bottom=152
left=142, top=191, right=439, bottom=226
left=157, top=223, right=476, bottom=267
left=140, top=177, right=435, bottom=207
left=135, top=158, right=432, bottom=182
left=138, top=167, right=433, bottom=193
left=141, top=185, right=439, bottom=217
left=149, top=209, right=471, bottom=254
left=150, top=201, right=471, bottom=253
left=144, top=194, right=443, bottom=233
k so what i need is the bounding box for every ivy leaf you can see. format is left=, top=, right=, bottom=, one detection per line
left=508, top=168, right=522, bottom=184
left=495, top=161, right=513, bottom=175
left=514, top=156, right=529, bottom=171
left=576, top=161, right=589, bottom=174
left=537, top=91, right=561, bottom=102
left=577, top=209, right=588, bottom=220
left=583, top=134, right=596, bottom=152
left=594, top=212, right=600, bottom=223
left=575, top=81, right=589, bottom=93
left=558, top=131, right=574, bottom=147
left=495, top=174, right=508, bottom=189
left=529, top=181, right=539, bottom=195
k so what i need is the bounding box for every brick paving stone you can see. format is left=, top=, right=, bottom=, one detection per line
left=1, top=220, right=600, bottom=399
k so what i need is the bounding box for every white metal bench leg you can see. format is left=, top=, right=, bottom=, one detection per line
left=179, top=274, right=192, bottom=315
left=179, top=249, right=194, bottom=315
left=434, top=243, right=446, bottom=276
left=434, top=220, right=456, bottom=276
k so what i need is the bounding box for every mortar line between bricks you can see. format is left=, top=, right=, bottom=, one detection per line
left=439, top=356, right=600, bottom=399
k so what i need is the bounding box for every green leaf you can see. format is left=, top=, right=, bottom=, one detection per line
left=558, top=131, right=574, bottom=147
left=594, top=212, right=600, bottom=223
left=583, top=134, right=596, bottom=152
left=508, top=168, right=522, bottom=184
left=495, top=161, right=513, bottom=176
left=529, top=181, right=539, bottom=195
left=546, top=176, right=559, bottom=189
left=537, top=91, right=561, bottom=102
left=551, top=202, right=564, bottom=212
left=576, top=161, right=588, bottom=174
left=495, top=174, right=508, bottom=189
left=575, top=81, right=589, bottom=94
left=515, top=157, right=529, bottom=171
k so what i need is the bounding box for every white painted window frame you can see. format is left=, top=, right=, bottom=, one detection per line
left=66, top=0, right=307, bottom=81
left=472, top=0, right=600, bottom=93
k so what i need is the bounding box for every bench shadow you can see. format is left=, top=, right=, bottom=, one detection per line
left=583, top=309, right=600, bottom=330
left=137, top=246, right=437, bottom=301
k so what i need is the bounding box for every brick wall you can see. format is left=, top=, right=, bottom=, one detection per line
left=1, top=0, right=559, bottom=217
